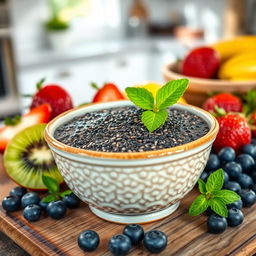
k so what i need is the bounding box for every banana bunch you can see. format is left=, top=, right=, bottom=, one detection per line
left=212, top=36, right=256, bottom=80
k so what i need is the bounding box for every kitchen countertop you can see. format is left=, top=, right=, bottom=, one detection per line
left=16, top=37, right=190, bottom=71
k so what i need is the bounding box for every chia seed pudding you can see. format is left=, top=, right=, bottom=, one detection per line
left=54, top=106, right=209, bottom=152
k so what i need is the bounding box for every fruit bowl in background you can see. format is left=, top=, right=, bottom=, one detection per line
left=44, top=100, right=218, bottom=224
left=162, top=62, right=256, bottom=106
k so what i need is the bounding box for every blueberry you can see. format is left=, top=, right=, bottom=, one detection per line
left=207, top=214, right=227, bottom=234
left=21, top=192, right=40, bottom=208
left=205, top=154, right=221, bottom=172
left=242, top=144, right=256, bottom=159
left=123, top=224, right=144, bottom=245
left=39, top=200, right=49, bottom=210
left=143, top=230, right=167, bottom=254
left=236, top=154, right=255, bottom=172
left=2, top=196, right=20, bottom=212
left=227, top=199, right=243, bottom=210
left=227, top=208, right=244, bottom=227
left=200, top=171, right=208, bottom=182
left=62, top=193, right=80, bottom=209
left=223, top=162, right=242, bottom=179
left=218, top=147, right=236, bottom=163
left=206, top=207, right=214, bottom=216
left=224, top=171, right=229, bottom=185
left=223, top=181, right=242, bottom=194
left=239, top=189, right=256, bottom=207
left=23, top=204, right=41, bottom=222
left=252, top=184, right=256, bottom=193
left=46, top=201, right=67, bottom=219
left=109, top=234, right=132, bottom=256
left=78, top=230, right=100, bottom=252
left=9, top=186, right=27, bottom=198
left=250, top=170, right=256, bottom=183
left=251, top=138, right=256, bottom=145
left=236, top=174, right=254, bottom=189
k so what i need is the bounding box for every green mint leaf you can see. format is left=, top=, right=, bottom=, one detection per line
left=4, top=115, right=21, bottom=126
left=198, top=179, right=206, bottom=194
left=125, top=87, right=154, bottom=110
left=42, top=175, right=60, bottom=194
left=209, top=198, right=228, bottom=217
left=156, top=79, right=188, bottom=110
left=60, top=190, right=72, bottom=198
left=189, top=194, right=209, bottom=216
left=41, top=194, right=58, bottom=203
left=206, top=169, right=224, bottom=193
left=212, top=189, right=241, bottom=204
left=141, top=110, right=168, bottom=132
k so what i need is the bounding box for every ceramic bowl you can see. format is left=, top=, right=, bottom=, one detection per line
left=44, top=101, right=219, bottom=224
left=162, top=62, right=256, bottom=106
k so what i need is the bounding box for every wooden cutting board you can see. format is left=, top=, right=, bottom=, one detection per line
left=1, top=155, right=256, bottom=256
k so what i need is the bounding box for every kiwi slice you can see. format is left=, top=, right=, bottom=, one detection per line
left=4, top=124, right=63, bottom=190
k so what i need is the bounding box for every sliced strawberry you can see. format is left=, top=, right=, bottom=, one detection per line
left=0, top=104, right=51, bottom=152
left=92, top=83, right=125, bottom=103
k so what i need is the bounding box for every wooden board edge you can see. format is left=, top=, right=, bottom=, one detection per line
left=0, top=213, right=48, bottom=256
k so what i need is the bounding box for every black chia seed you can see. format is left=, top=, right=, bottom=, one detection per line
left=54, top=106, right=209, bottom=152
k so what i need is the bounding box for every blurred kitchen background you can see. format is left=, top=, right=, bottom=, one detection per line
left=0, top=0, right=255, bottom=118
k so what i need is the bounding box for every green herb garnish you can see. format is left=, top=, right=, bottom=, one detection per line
left=4, top=115, right=21, bottom=126
left=125, top=79, right=188, bottom=132
left=42, top=175, right=72, bottom=203
left=189, top=169, right=240, bottom=217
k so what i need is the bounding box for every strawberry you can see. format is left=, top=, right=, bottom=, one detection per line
left=213, top=112, right=251, bottom=153
left=0, top=104, right=51, bottom=152
left=248, top=111, right=256, bottom=138
left=30, top=79, right=73, bottom=120
left=92, top=82, right=125, bottom=103
left=181, top=47, right=220, bottom=78
left=203, top=93, right=242, bottom=113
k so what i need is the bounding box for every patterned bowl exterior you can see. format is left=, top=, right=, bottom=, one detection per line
left=45, top=101, right=219, bottom=215
left=51, top=145, right=211, bottom=214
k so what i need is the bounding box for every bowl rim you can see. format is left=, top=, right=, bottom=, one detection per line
left=44, top=100, right=219, bottom=160
left=162, top=62, right=256, bottom=87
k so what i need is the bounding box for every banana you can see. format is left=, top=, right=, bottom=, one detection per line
left=212, top=36, right=256, bottom=62
left=218, top=52, right=256, bottom=80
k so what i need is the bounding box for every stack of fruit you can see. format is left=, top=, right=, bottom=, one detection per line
left=180, top=35, right=256, bottom=80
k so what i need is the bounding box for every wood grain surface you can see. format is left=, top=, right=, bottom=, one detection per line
left=1, top=155, right=256, bottom=256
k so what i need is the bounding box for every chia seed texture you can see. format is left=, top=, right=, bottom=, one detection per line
left=54, top=106, right=209, bottom=152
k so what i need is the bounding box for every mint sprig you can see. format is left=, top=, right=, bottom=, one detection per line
left=125, top=79, right=189, bottom=132
left=42, top=175, right=72, bottom=203
left=189, top=169, right=240, bottom=217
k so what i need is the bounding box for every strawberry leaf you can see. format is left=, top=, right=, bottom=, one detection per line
left=4, top=115, right=21, bottom=126
left=36, top=78, right=46, bottom=90
left=125, top=87, right=154, bottom=110
left=141, top=110, right=168, bottom=132
left=156, top=79, right=188, bottom=110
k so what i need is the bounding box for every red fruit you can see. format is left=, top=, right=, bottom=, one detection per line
left=249, top=111, right=256, bottom=138
left=181, top=47, right=220, bottom=78
left=0, top=104, right=51, bottom=152
left=203, top=93, right=243, bottom=113
left=92, top=83, right=125, bottom=103
left=31, top=83, right=73, bottom=120
left=213, top=113, right=251, bottom=153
